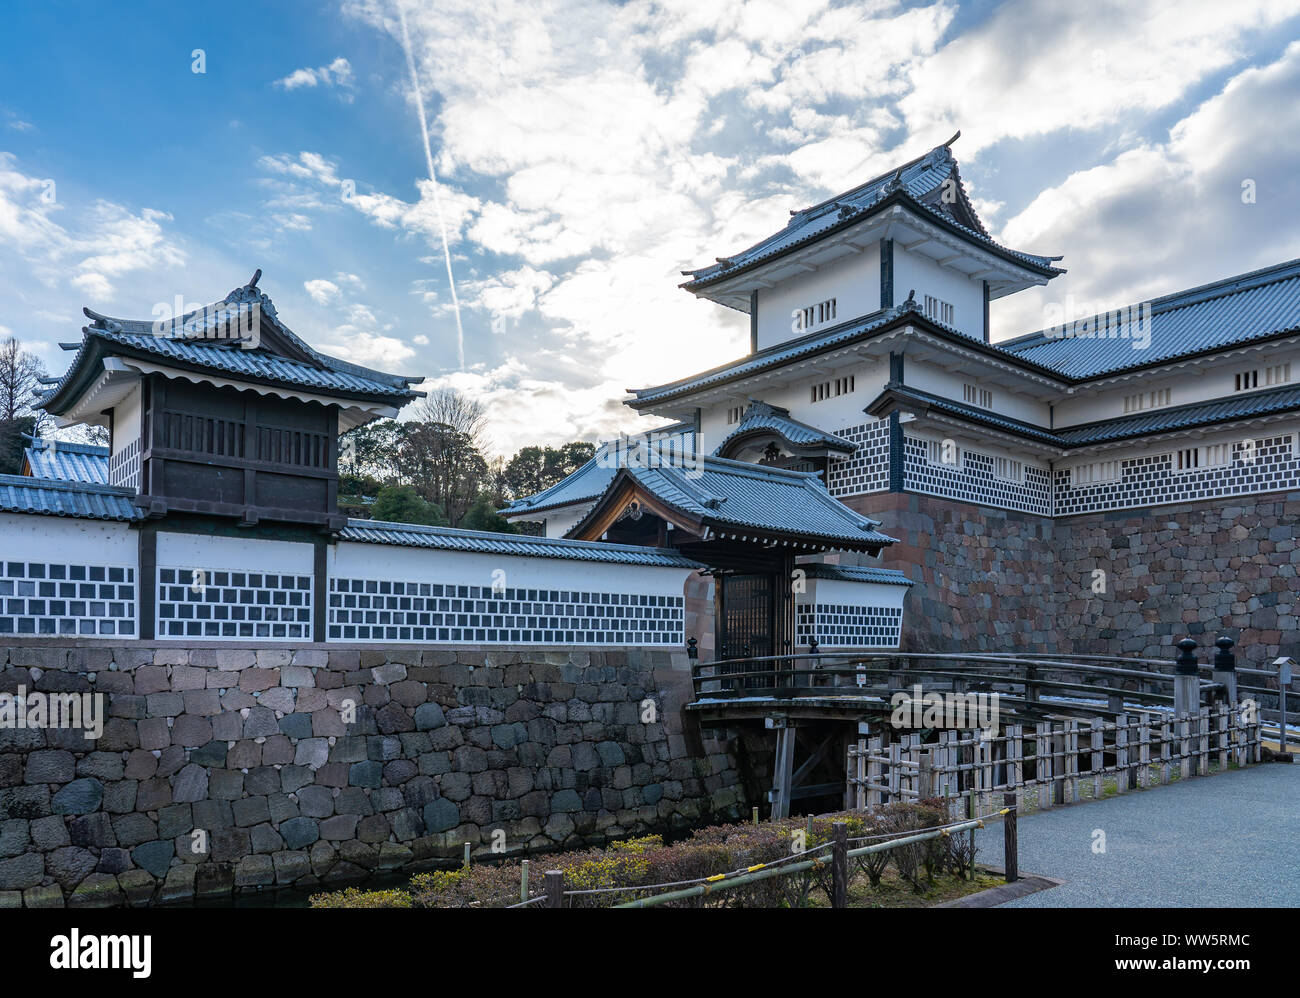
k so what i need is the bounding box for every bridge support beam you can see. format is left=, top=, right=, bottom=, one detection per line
left=770, top=718, right=795, bottom=819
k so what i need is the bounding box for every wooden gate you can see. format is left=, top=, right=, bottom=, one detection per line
left=719, top=574, right=774, bottom=690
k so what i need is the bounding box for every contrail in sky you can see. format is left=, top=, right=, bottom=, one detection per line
left=396, top=1, right=466, bottom=370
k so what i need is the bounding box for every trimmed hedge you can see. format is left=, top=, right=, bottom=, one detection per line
left=310, top=801, right=971, bottom=909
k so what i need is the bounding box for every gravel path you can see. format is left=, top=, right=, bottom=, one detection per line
left=979, top=763, right=1299, bottom=907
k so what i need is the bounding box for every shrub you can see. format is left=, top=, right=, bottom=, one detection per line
left=308, top=887, right=413, bottom=908
left=309, top=800, right=956, bottom=909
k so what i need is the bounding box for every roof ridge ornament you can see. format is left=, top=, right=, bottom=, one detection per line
left=881, top=168, right=904, bottom=194
left=901, top=288, right=919, bottom=312
left=81, top=307, right=122, bottom=333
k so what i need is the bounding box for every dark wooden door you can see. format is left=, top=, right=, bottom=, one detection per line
left=720, top=573, right=775, bottom=662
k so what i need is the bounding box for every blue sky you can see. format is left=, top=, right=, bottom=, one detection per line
left=3, top=0, right=1300, bottom=453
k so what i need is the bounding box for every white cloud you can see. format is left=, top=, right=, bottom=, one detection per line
left=303, top=278, right=341, bottom=304
left=900, top=0, right=1300, bottom=156
left=993, top=40, right=1300, bottom=340
left=0, top=153, right=185, bottom=299
left=274, top=57, right=356, bottom=100
left=319, top=330, right=415, bottom=370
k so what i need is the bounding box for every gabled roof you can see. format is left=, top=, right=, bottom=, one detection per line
left=868, top=380, right=1300, bottom=451
left=0, top=475, right=142, bottom=521
left=866, top=382, right=1062, bottom=446
left=22, top=438, right=109, bottom=484
left=570, top=455, right=897, bottom=551
left=340, top=519, right=702, bottom=568
left=627, top=299, right=1069, bottom=410
left=714, top=400, right=856, bottom=457
left=39, top=271, right=424, bottom=416
left=998, top=258, right=1300, bottom=380
left=681, top=134, right=1063, bottom=294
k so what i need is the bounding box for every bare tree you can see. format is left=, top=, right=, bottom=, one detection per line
left=405, top=386, right=488, bottom=450
left=0, top=337, right=47, bottom=422
left=396, top=387, right=490, bottom=526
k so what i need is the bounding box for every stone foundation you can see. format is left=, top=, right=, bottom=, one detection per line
left=846, top=489, right=1300, bottom=668
left=0, top=643, right=749, bottom=907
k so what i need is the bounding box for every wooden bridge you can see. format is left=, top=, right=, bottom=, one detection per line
left=687, top=637, right=1290, bottom=818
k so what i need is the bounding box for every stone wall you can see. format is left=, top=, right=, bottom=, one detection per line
left=0, top=642, right=749, bottom=908
left=846, top=489, right=1300, bottom=668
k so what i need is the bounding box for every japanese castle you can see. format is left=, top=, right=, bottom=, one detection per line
left=3, top=133, right=1297, bottom=666
left=504, top=133, right=1300, bottom=664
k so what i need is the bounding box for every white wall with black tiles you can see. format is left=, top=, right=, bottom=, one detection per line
left=903, top=434, right=1052, bottom=515
left=155, top=532, right=314, bottom=641
left=0, top=514, right=138, bottom=638
left=827, top=418, right=890, bottom=497
left=1054, top=430, right=1300, bottom=516
left=326, top=541, right=692, bottom=646
left=794, top=578, right=908, bottom=649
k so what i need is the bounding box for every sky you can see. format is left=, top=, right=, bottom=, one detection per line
left=3, top=0, right=1300, bottom=456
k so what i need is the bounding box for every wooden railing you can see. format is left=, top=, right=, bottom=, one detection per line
left=690, top=650, right=1214, bottom=713
left=847, top=703, right=1262, bottom=817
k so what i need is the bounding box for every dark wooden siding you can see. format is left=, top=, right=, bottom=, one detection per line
left=140, top=375, right=340, bottom=527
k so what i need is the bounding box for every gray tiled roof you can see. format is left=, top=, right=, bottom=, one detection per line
left=869, top=383, right=1062, bottom=445
left=714, top=400, right=856, bottom=456
left=1054, top=383, right=1300, bottom=446
left=0, top=475, right=141, bottom=521
left=682, top=140, right=1061, bottom=291
left=875, top=381, right=1300, bottom=449
left=999, top=258, right=1300, bottom=379
left=629, top=306, right=905, bottom=406
left=40, top=276, right=422, bottom=413
left=58, top=326, right=415, bottom=399
left=23, top=438, right=109, bottom=484
left=801, top=563, right=915, bottom=587
left=502, top=456, right=617, bottom=516
left=603, top=456, right=897, bottom=549
left=340, top=519, right=703, bottom=568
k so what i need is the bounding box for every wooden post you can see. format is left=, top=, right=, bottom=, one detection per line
left=1036, top=722, right=1052, bottom=809
left=1002, top=791, right=1018, bottom=884
left=855, top=737, right=867, bottom=809
left=1009, top=724, right=1023, bottom=811
left=982, top=734, right=995, bottom=814
left=888, top=741, right=902, bottom=803
left=1179, top=715, right=1191, bottom=780
left=1091, top=719, right=1104, bottom=798
left=1174, top=637, right=1200, bottom=718
left=1198, top=707, right=1210, bottom=777
left=1066, top=720, right=1080, bottom=803
left=1138, top=715, right=1150, bottom=789
left=520, top=859, right=530, bottom=903
left=545, top=870, right=564, bottom=909
left=771, top=724, right=795, bottom=819
left=1216, top=703, right=1229, bottom=771
left=1115, top=714, right=1128, bottom=794
left=831, top=822, right=848, bottom=909
left=867, top=736, right=882, bottom=807
left=918, top=748, right=934, bottom=800
left=1051, top=724, right=1066, bottom=805
left=1160, top=718, right=1171, bottom=785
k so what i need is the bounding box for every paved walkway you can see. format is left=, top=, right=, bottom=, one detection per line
left=980, top=763, right=1299, bottom=907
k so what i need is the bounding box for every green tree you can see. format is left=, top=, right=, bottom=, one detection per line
left=339, top=419, right=404, bottom=487
left=460, top=494, right=519, bottom=534
left=369, top=485, right=447, bottom=526
left=502, top=441, right=596, bottom=500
